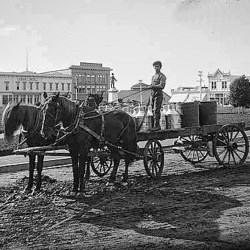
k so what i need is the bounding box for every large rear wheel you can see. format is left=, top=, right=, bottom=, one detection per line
left=213, top=124, right=249, bottom=167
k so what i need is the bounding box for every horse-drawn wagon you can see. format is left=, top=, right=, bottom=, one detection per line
left=7, top=94, right=249, bottom=195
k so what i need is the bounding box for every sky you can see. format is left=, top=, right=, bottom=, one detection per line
left=0, top=0, right=250, bottom=95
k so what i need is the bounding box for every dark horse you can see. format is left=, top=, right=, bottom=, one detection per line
left=2, top=101, right=55, bottom=194
left=41, top=93, right=137, bottom=196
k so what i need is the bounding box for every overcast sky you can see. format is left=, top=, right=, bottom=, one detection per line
left=0, top=0, right=249, bottom=94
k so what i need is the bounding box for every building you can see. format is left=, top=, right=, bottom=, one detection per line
left=0, top=61, right=112, bottom=130
left=208, top=69, right=250, bottom=106
left=169, top=86, right=209, bottom=103
left=118, top=80, right=171, bottom=105
left=70, top=62, right=112, bottom=102
left=0, top=70, right=72, bottom=106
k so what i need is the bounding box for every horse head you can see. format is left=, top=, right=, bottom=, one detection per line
left=41, top=93, right=77, bottom=142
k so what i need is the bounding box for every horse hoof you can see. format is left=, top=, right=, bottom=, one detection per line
left=32, top=189, right=41, bottom=196
left=69, top=191, right=77, bottom=197
left=106, top=182, right=116, bottom=191
left=77, top=192, right=85, bottom=199
left=22, top=188, right=32, bottom=194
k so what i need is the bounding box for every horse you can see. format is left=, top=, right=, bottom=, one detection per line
left=41, top=93, right=137, bottom=197
left=1, top=101, right=55, bottom=194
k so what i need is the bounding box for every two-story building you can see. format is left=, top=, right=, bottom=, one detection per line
left=208, top=69, right=250, bottom=106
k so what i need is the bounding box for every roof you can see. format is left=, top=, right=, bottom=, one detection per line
left=168, top=93, right=189, bottom=103
left=131, top=82, right=149, bottom=90
left=185, top=92, right=208, bottom=102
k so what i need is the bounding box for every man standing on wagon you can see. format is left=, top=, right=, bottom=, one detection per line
left=148, top=61, right=166, bottom=131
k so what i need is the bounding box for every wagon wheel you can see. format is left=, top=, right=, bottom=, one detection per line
left=180, top=135, right=209, bottom=164
left=213, top=124, right=249, bottom=167
left=91, top=147, right=112, bottom=177
left=143, top=139, right=164, bottom=179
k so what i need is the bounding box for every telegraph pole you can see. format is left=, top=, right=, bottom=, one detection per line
left=139, top=80, right=143, bottom=105
left=198, top=71, right=203, bottom=101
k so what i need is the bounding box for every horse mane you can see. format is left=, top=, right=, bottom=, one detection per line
left=1, top=102, right=12, bottom=128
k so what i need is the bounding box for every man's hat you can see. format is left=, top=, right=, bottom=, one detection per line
left=153, top=61, right=162, bottom=67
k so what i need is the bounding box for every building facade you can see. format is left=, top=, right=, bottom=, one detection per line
left=208, top=69, right=250, bottom=106
left=0, top=70, right=72, bottom=108
left=70, top=62, right=112, bottom=102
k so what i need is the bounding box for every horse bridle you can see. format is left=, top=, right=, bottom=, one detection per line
left=42, top=99, right=62, bottom=129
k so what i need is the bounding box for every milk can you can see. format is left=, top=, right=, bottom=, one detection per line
left=136, top=106, right=150, bottom=132
left=160, top=105, right=167, bottom=130
left=147, top=106, right=153, bottom=130
left=166, top=103, right=182, bottom=129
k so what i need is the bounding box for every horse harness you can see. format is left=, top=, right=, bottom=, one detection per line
left=54, top=104, right=135, bottom=156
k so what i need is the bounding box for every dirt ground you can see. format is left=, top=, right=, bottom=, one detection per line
left=1, top=152, right=250, bottom=250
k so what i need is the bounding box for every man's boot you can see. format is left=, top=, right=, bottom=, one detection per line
left=151, top=119, right=161, bottom=131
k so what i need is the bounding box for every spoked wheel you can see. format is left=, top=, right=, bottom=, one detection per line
left=143, top=139, right=164, bottom=179
left=213, top=124, right=249, bottom=167
left=180, top=135, right=209, bottom=164
left=91, top=147, right=112, bottom=177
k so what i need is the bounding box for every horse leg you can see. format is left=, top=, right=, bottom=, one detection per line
left=121, top=157, right=131, bottom=185
left=78, top=153, right=89, bottom=196
left=23, top=155, right=36, bottom=194
left=108, top=156, right=120, bottom=184
left=85, top=156, right=91, bottom=183
left=70, top=150, right=79, bottom=196
left=33, top=155, right=44, bottom=193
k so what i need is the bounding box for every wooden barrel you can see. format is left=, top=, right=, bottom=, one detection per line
left=180, top=102, right=200, bottom=127
left=199, top=101, right=217, bottom=126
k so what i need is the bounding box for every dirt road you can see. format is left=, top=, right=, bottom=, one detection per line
left=1, top=152, right=250, bottom=249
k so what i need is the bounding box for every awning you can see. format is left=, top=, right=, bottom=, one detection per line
left=185, top=93, right=207, bottom=102
left=168, top=93, right=189, bottom=103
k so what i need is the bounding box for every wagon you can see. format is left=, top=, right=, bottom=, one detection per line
left=13, top=102, right=250, bottom=180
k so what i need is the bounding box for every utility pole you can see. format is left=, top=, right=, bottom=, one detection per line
left=139, top=80, right=143, bottom=105
left=75, top=75, right=78, bottom=100
left=197, top=71, right=203, bottom=101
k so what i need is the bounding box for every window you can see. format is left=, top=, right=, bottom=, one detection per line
left=16, top=82, right=20, bottom=90
left=222, top=81, right=227, bottom=89
left=211, top=81, right=216, bottom=90
left=13, top=95, right=19, bottom=103
left=27, top=95, right=32, bottom=104
left=55, top=83, right=59, bottom=91
left=34, top=95, right=40, bottom=104
left=29, top=82, right=33, bottom=90
left=5, top=81, right=9, bottom=91
left=8, top=95, right=12, bottom=103
left=49, top=82, right=53, bottom=91
left=67, top=83, right=70, bottom=91
left=87, top=75, right=91, bottom=83
left=2, top=95, right=8, bottom=105
left=21, top=95, right=26, bottom=103
left=36, top=82, right=39, bottom=90
left=43, top=82, right=46, bottom=91
left=23, top=82, right=26, bottom=91
left=61, top=83, right=65, bottom=91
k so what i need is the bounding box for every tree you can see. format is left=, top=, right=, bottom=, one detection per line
left=229, top=75, right=250, bottom=108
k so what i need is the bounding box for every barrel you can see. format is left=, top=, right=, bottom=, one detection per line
left=180, top=102, right=200, bottom=127
left=199, top=101, right=217, bottom=126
